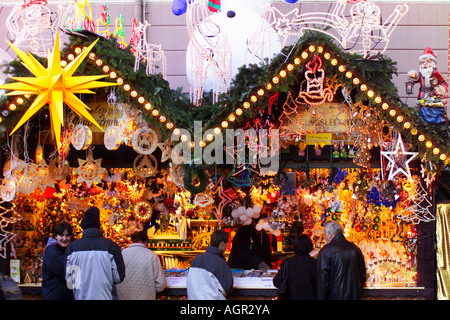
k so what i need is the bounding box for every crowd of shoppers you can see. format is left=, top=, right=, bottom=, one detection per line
left=41, top=207, right=366, bottom=300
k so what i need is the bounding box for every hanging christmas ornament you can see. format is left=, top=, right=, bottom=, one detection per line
left=35, top=159, right=55, bottom=191
left=380, top=134, right=418, bottom=181
left=73, top=150, right=107, bottom=187
left=133, top=154, right=158, bottom=178
left=16, top=163, right=39, bottom=194
left=103, top=125, right=120, bottom=150
left=133, top=201, right=153, bottom=221
left=48, top=157, right=70, bottom=181
left=193, top=192, right=214, bottom=207
left=0, top=31, right=117, bottom=152
left=71, top=124, right=93, bottom=151
left=0, top=176, right=18, bottom=202
left=131, top=127, right=158, bottom=155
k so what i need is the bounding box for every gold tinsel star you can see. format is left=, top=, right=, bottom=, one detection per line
left=0, top=31, right=117, bottom=152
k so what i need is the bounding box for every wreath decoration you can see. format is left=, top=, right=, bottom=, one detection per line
left=134, top=200, right=153, bottom=221
left=183, top=165, right=208, bottom=195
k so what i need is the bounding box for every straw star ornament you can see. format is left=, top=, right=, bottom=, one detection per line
left=0, top=31, right=117, bottom=152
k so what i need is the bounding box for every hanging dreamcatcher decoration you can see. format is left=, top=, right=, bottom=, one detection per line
left=73, top=148, right=107, bottom=188
left=48, top=156, right=70, bottom=181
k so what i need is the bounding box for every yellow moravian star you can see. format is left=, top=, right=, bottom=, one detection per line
left=0, top=31, right=117, bottom=152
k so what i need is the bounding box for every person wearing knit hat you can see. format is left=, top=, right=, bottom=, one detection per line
left=65, top=206, right=125, bottom=300
left=80, top=206, right=101, bottom=229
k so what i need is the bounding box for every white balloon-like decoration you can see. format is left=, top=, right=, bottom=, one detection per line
left=232, top=204, right=261, bottom=224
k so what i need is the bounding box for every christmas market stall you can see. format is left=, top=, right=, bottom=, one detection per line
left=0, top=0, right=449, bottom=300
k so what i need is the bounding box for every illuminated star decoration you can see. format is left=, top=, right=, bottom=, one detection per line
left=0, top=31, right=117, bottom=152
left=73, top=150, right=107, bottom=188
left=380, top=134, right=418, bottom=181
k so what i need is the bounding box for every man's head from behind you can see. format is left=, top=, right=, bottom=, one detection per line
left=80, top=206, right=101, bottom=230
left=324, top=221, right=343, bottom=244
left=210, top=229, right=229, bottom=253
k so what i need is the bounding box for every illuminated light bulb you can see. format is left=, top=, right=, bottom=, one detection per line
left=199, top=140, right=206, bottom=147
left=144, top=103, right=152, bottom=110
left=389, top=109, right=396, bottom=117
left=243, top=102, right=250, bottom=109
left=367, top=90, right=374, bottom=98
left=331, top=59, right=338, bottom=66
left=166, top=122, right=173, bottom=129
left=60, top=60, right=67, bottom=67
left=0, top=117, right=3, bottom=123
left=324, top=52, right=331, bottom=59
left=96, top=59, right=103, bottom=66
left=272, top=76, right=279, bottom=84
left=89, top=52, right=96, bottom=59
left=9, top=104, right=16, bottom=111
left=396, top=115, right=403, bottom=122
left=433, top=148, right=440, bottom=155
left=138, top=97, right=145, bottom=104
left=110, top=72, right=117, bottom=79
left=308, top=45, right=315, bottom=52
left=302, top=51, right=308, bottom=59
left=159, top=115, right=166, bottom=122
left=24, top=94, right=31, bottom=98
left=425, top=141, right=432, bottom=148
left=236, top=108, right=243, bottom=116
left=317, top=46, right=323, bottom=53
left=116, top=78, right=123, bottom=85
left=411, top=128, right=418, bottom=135
left=180, top=134, right=187, bottom=142
left=152, top=109, right=159, bottom=116
left=103, top=65, right=110, bottom=73
left=294, top=58, right=301, bottom=65
left=353, top=78, right=360, bottom=85
left=374, top=96, right=382, bottom=103
left=221, top=121, right=228, bottom=128
left=266, top=83, right=272, bottom=90
left=74, top=47, right=82, bottom=54
left=206, top=134, right=214, bottom=141
left=250, top=95, right=257, bottom=102
left=214, top=127, right=221, bottom=135
left=382, top=103, right=389, bottom=110
left=345, top=71, right=353, bottom=78
left=279, top=70, right=287, bottom=78
left=173, top=128, right=181, bottom=135
left=257, top=89, right=264, bottom=96
left=16, top=97, right=23, bottom=104
left=287, top=64, right=294, bottom=71
left=189, top=141, right=195, bottom=148
left=130, top=90, right=138, bottom=97
left=418, top=134, right=425, bottom=142
left=440, top=154, right=447, bottom=161
left=228, top=114, right=235, bottom=122
left=338, top=65, right=346, bottom=72
left=403, top=122, right=411, bottom=129
left=123, top=84, right=131, bottom=91
left=360, top=84, right=367, bottom=91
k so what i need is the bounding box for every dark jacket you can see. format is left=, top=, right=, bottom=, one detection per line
left=228, top=224, right=272, bottom=269
left=187, top=245, right=233, bottom=299
left=42, top=238, right=74, bottom=300
left=316, top=234, right=366, bottom=300
left=65, top=228, right=126, bottom=300
left=273, top=254, right=317, bottom=300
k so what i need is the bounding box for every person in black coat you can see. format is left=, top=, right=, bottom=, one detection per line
left=273, top=234, right=317, bottom=300
left=228, top=219, right=272, bottom=270
left=42, top=222, right=74, bottom=300
left=317, top=221, right=366, bottom=300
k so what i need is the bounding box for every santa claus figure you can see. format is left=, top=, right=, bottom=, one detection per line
left=407, top=47, right=447, bottom=124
